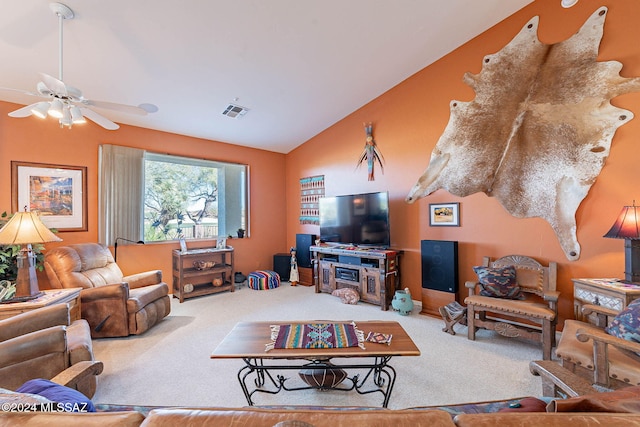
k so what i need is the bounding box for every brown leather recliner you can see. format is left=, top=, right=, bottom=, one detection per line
left=44, top=243, right=171, bottom=338
left=0, top=303, right=101, bottom=398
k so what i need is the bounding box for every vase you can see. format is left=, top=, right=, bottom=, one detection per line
left=391, top=288, right=414, bottom=315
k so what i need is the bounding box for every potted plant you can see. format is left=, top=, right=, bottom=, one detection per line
left=237, top=228, right=245, bottom=238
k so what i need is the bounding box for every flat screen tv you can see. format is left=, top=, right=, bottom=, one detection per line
left=319, top=191, right=390, bottom=248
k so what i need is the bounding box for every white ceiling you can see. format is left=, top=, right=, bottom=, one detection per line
left=0, top=0, right=533, bottom=153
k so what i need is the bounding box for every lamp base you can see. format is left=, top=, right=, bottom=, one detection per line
left=624, top=239, right=640, bottom=283
left=14, top=246, right=42, bottom=300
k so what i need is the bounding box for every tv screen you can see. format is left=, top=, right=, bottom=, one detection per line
left=319, top=191, right=390, bottom=247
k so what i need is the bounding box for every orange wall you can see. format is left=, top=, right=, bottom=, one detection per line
left=0, top=103, right=287, bottom=291
left=285, top=0, right=640, bottom=326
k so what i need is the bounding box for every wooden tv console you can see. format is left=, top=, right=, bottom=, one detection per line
left=310, top=245, right=401, bottom=310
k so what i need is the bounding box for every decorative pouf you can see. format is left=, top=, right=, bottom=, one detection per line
left=248, top=270, right=280, bottom=290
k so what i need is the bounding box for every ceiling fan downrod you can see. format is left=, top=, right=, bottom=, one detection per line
left=50, top=2, right=74, bottom=82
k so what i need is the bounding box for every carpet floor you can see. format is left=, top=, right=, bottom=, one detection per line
left=91, top=283, right=543, bottom=409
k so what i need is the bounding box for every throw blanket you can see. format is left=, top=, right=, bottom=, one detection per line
left=265, top=322, right=365, bottom=352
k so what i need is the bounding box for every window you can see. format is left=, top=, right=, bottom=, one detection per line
left=143, top=153, right=247, bottom=242
left=99, top=145, right=248, bottom=245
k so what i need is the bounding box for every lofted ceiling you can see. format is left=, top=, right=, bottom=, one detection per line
left=0, top=0, right=533, bottom=153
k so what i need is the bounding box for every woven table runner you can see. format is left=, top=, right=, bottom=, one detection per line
left=265, top=322, right=365, bottom=351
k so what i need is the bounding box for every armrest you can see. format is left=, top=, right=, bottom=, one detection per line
left=465, top=281, right=478, bottom=295
left=577, top=326, right=640, bottom=357
left=80, top=282, right=129, bottom=303
left=0, top=304, right=70, bottom=342
left=542, top=290, right=560, bottom=303
left=529, top=360, right=596, bottom=397
left=123, top=270, right=163, bottom=289
left=66, top=319, right=94, bottom=365
left=50, top=360, right=104, bottom=389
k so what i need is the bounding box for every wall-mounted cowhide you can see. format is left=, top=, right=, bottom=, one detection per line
left=406, top=6, right=640, bottom=261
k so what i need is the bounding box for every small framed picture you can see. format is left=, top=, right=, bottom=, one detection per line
left=429, top=203, right=460, bottom=227
left=179, top=237, right=188, bottom=252
left=216, top=238, right=226, bottom=249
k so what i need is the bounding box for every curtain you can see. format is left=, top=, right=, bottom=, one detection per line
left=98, top=144, right=144, bottom=246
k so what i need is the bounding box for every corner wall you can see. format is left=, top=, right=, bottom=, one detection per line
left=285, top=0, right=640, bottom=325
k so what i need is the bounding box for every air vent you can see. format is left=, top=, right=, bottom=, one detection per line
left=222, top=103, right=249, bottom=118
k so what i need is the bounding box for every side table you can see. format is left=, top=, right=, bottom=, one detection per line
left=572, top=278, right=640, bottom=324
left=0, top=288, right=82, bottom=321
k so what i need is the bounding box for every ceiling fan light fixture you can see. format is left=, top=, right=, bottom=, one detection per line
left=60, top=106, right=72, bottom=127
left=48, top=99, right=64, bottom=118
left=70, top=106, right=86, bottom=124
left=6, top=2, right=155, bottom=131
left=31, top=102, right=50, bottom=119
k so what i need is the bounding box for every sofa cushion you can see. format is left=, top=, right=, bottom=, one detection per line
left=605, top=299, right=640, bottom=345
left=454, top=413, right=640, bottom=426
left=549, top=385, right=640, bottom=413
left=140, top=408, right=457, bottom=427
left=17, top=379, right=95, bottom=412
left=463, top=295, right=555, bottom=320
left=0, top=411, right=145, bottom=426
left=473, top=265, right=524, bottom=299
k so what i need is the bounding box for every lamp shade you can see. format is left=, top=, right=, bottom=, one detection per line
left=604, top=204, right=640, bottom=240
left=0, top=211, right=62, bottom=245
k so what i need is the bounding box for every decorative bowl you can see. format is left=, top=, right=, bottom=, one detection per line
left=193, top=260, right=216, bottom=270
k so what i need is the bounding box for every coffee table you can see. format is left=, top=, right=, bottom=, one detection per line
left=210, top=320, right=420, bottom=407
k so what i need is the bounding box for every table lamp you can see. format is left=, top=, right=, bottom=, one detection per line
left=0, top=209, right=62, bottom=301
left=603, top=202, right=640, bottom=283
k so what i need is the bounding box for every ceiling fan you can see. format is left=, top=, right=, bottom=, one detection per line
left=1, top=2, right=157, bottom=130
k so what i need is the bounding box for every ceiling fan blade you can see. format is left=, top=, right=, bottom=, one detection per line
left=81, top=100, right=152, bottom=116
left=79, top=108, right=120, bottom=130
left=7, top=103, right=40, bottom=117
left=39, top=72, right=67, bottom=96
left=0, top=87, right=43, bottom=98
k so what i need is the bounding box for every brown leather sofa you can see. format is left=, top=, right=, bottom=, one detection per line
left=0, top=303, right=99, bottom=398
left=3, top=368, right=640, bottom=426
left=44, top=243, right=171, bottom=338
left=4, top=356, right=640, bottom=426
left=1, top=407, right=639, bottom=426
left=3, top=369, right=640, bottom=425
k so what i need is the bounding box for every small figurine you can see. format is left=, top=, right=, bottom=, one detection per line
left=289, top=247, right=299, bottom=286
left=356, top=122, right=384, bottom=181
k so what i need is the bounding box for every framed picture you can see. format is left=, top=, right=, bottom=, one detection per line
left=179, top=237, right=188, bottom=253
left=429, top=202, right=460, bottom=227
left=217, top=238, right=227, bottom=249
left=11, top=161, right=87, bottom=232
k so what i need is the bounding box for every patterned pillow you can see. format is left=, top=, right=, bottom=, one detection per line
left=473, top=265, right=524, bottom=299
left=605, top=299, right=640, bottom=344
